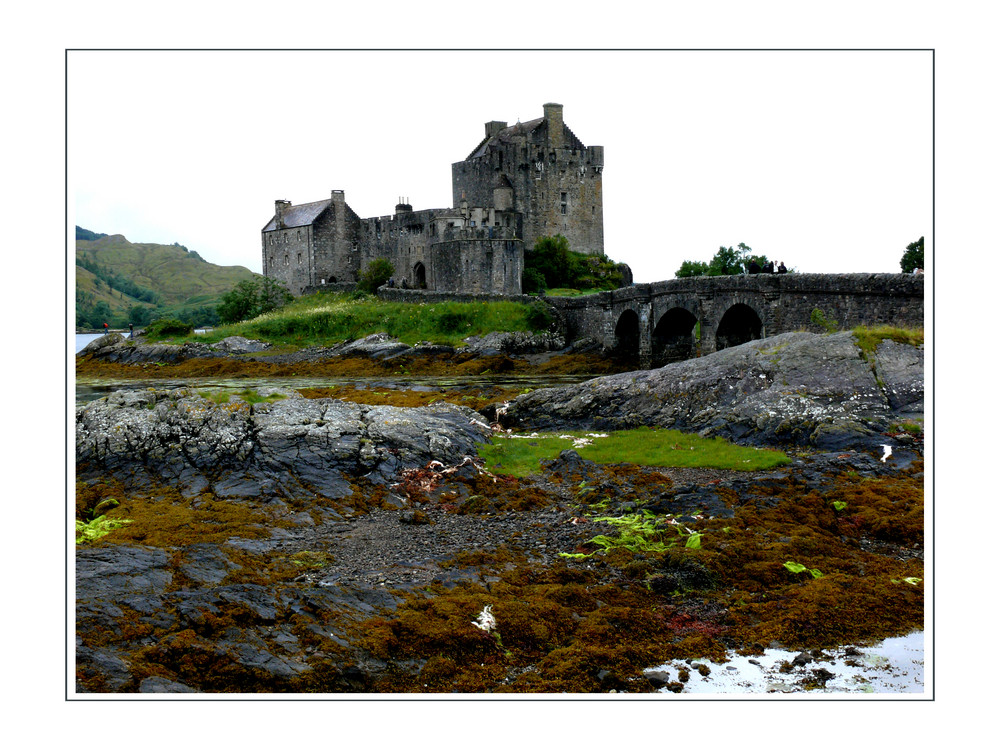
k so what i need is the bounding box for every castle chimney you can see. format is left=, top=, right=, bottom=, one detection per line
left=543, top=103, right=564, bottom=149
left=275, top=200, right=291, bottom=229
left=485, top=120, right=507, bottom=138
left=330, top=190, right=344, bottom=219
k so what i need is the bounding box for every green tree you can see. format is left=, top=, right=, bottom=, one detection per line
left=526, top=235, right=573, bottom=288
left=127, top=305, right=154, bottom=327
left=358, top=259, right=395, bottom=294
left=522, top=267, right=548, bottom=294
left=676, top=242, right=770, bottom=277
left=217, top=277, right=293, bottom=324
left=900, top=236, right=924, bottom=273
left=675, top=260, right=710, bottom=278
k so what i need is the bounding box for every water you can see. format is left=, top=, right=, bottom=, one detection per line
left=75, top=373, right=592, bottom=406
left=75, top=333, right=110, bottom=353
left=647, top=630, right=925, bottom=695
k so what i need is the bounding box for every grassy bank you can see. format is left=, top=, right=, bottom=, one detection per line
left=851, top=325, right=924, bottom=354
left=149, top=292, right=551, bottom=349
left=479, top=427, right=791, bottom=477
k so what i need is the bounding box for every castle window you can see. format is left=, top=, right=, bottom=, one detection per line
left=284, top=255, right=289, bottom=266
left=297, top=253, right=302, bottom=264
left=560, top=192, right=568, bottom=215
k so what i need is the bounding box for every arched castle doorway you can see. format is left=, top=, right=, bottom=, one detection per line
left=413, top=262, right=427, bottom=290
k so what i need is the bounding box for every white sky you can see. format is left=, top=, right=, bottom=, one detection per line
left=69, top=49, right=931, bottom=283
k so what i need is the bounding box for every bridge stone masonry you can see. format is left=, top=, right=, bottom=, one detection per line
left=544, top=273, right=925, bottom=367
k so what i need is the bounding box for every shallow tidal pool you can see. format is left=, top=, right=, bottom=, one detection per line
left=647, top=630, right=924, bottom=695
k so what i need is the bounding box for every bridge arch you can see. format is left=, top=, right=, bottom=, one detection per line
left=612, top=309, right=642, bottom=363
left=716, top=302, right=763, bottom=350
left=652, top=307, right=699, bottom=365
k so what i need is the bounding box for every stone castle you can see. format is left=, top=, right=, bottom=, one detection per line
left=262, top=103, right=605, bottom=296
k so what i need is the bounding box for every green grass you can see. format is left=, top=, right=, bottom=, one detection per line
left=198, top=388, right=288, bottom=405
left=544, top=288, right=605, bottom=297
left=166, top=293, right=550, bottom=348
left=852, top=325, right=924, bottom=354
left=478, top=427, right=791, bottom=477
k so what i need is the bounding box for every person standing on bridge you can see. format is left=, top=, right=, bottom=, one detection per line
left=777, top=262, right=787, bottom=274
left=748, top=260, right=761, bottom=274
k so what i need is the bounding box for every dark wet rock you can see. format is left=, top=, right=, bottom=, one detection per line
left=77, top=646, right=134, bottom=692
left=76, top=388, right=494, bottom=499
left=645, top=670, right=673, bottom=688
left=792, top=651, right=813, bottom=667
left=501, top=332, right=923, bottom=452
left=139, top=677, right=199, bottom=693
left=647, top=557, right=716, bottom=595
left=178, top=544, right=240, bottom=585
left=77, top=545, right=173, bottom=596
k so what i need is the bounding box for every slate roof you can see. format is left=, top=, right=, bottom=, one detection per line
left=465, top=117, right=587, bottom=161
left=262, top=199, right=331, bottom=232
left=465, top=118, right=544, bottom=160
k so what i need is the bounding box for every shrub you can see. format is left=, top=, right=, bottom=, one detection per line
left=522, top=268, right=548, bottom=294
left=217, top=277, right=293, bottom=324
left=526, top=300, right=554, bottom=330
left=810, top=308, right=838, bottom=333
left=358, top=259, right=395, bottom=294
left=436, top=306, right=475, bottom=333
left=145, top=318, right=193, bottom=338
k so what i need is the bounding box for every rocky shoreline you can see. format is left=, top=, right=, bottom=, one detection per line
left=75, top=329, right=924, bottom=694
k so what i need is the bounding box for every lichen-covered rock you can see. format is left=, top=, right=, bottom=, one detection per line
left=79, top=335, right=213, bottom=364
left=463, top=331, right=566, bottom=355
left=210, top=336, right=271, bottom=354
left=75, top=388, right=494, bottom=498
left=500, top=331, right=923, bottom=451
left=336, top=333, right=412, bottom=359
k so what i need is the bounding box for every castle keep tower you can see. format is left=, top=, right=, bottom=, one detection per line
left=451, top=103, right=605, bottom=256
left=262, top=104, right=601, bottom=296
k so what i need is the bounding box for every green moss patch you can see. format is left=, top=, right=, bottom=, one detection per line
left=479, top=428, right=791, bottom=477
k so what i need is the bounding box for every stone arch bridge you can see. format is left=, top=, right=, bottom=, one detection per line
left=546, top=273, right=924, bottom=367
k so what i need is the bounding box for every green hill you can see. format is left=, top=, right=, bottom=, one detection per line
left=76, top=229, right=258, bottom=329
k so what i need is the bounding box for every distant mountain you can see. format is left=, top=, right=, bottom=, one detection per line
left=76, top=229, right=259, bottom=329
left=76, top=226, right=108, bottom=241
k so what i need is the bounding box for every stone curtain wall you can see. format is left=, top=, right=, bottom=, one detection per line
left=375, top=287, right=541, bottom=305
left=430, top=236, right=523, bottom=295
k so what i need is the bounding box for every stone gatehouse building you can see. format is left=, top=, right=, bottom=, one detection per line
left=262, top=103, right=604, bottom=296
